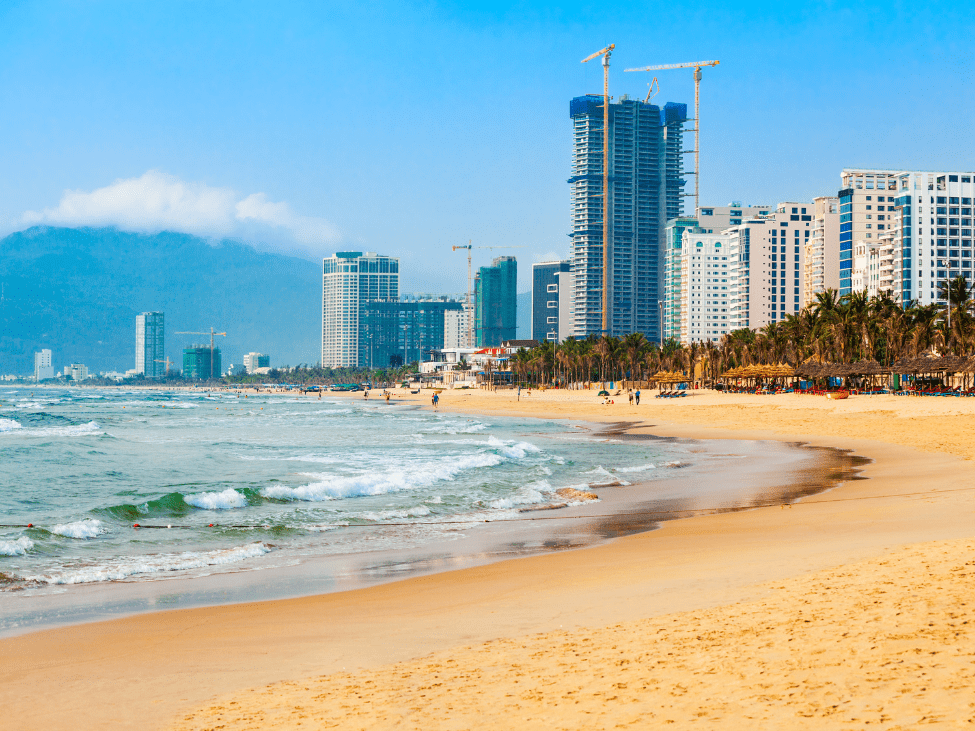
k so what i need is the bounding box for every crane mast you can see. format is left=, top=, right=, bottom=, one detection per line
left=624, top=59, right=719, bottom=217
left=174, top=327, right=227, bottom=380
left=451, top=244, right=525, bottom=347
left=582, top=43, right=615, bottom=336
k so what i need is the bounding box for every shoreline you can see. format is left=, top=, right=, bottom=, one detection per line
left=0, top=414, right=845, bottom=639
left=2, top=390, right=974, bottom=729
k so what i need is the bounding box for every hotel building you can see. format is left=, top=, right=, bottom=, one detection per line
left=321, top=251, right=399, bottom=368
left=840, top=169, right=975, bottom=305
left=803, top=197, right=840, bottom=307
left=135, top=312, right=165, bottom=378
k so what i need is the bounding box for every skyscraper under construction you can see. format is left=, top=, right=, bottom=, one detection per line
left=568, top=95, right=687, bottom=340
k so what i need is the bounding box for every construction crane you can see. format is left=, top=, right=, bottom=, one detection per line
left=624, top=60, right=719, bottom=216
left=451, top=242, right=525, bottom=347
left=174, top=328, right=227, bottom=380
left=582, top=43, right=615, bottom=335
left=154, top=356, right=175, bottom=376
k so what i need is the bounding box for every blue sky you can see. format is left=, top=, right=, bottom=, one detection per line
left=2, top=0, right=974, bottom=292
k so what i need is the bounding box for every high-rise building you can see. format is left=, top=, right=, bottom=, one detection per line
left=321, top=252, right=399, bottom=367
left=242, top=352, right=270, bottom=373
left=677, top=232, right=734, bottom=343
left=67, top=363, right=89, bottom=381
left=839, top=169, right=975, bottom=304
left=183, top=346, right=222, bottom=380
left=33, top=349, right=54, bottom=381
left=531, top=261, right=570, bottom=343
left=444, top=302, right=473, bottom=349
left=397, top=297, right=464, bottom=365
left=727, top=203, right=810, bottom=331
left=135, top=312, right=165, bottom=378
left=803, top=197, right=840, bottom=306
left=568, top=94, right=688, bottom=340
left=474, top=256, right=517, bottom=347
left=663, top=204, right=773, bottom=340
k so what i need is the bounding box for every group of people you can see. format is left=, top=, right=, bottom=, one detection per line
left=363, top=389, right=393, bottom=403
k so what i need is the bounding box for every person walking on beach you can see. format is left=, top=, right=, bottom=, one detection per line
left=432, top=392, right=439, bottom=408
left=635, top=390, right=641, bottom=405
left=628, top=391, right=634, bottom=405
left=385, top=391, right=390, bottom=403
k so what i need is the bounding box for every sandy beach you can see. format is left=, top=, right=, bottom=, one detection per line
left=2, top=389, right=974, bottom=729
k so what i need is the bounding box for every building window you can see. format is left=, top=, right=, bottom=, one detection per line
left=547, top=316, right=557, bottom=324
left=546, top=283, right=558, bottom=292
left=546, top=300, right=557, bottom=308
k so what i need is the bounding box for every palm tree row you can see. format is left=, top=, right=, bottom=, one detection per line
left=508, top=277, right=975, bottom=387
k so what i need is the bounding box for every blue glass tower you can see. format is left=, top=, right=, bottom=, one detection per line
left=568, top=95, right=687, bottom=340
left=838, top=188, right=853, bottom=295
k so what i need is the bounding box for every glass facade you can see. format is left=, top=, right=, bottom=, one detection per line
left=475, top=256, right=517, bottom=347
left=135, top=312, right=165, bottom=378
left=182, top=346, right=221, bottom=380
left=569, top=95, right=687, bottom=340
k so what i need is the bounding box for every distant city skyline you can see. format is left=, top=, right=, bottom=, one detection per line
left=3, top=1, right=975, bottom=294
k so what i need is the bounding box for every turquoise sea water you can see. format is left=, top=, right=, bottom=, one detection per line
left=0, top=387, right=694, bottom=595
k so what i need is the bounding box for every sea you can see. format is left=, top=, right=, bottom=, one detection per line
left=0, top=386, right=839, bottom=636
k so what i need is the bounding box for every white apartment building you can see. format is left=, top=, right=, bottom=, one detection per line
left=67, top=363, right=89, bottom=381
left=803, top=196, right=840, bottom=306
left=33, top=349, right=54, bottom=381
left=242, top=352, right=270, bottom=373
left=664, top=203, right=772, bottom=340
left=444, top=303, right=473, bottom=349
left=840, top=169, right=975, bottom=305
left=677, top=233, right=733, bottom=343
left=728, top=203, right=810, bottom=331
left=321, top=251, right=399, bottom=368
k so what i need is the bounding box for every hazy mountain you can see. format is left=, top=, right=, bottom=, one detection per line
left=0, top=227, right=322, bottom=375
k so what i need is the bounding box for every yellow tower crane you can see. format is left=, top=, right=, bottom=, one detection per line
left=581, top=43, right=615, bottom=335
left=624, top=60, right=719, bottom=216
left=451, top=242, right=524, bottom=347
left=174, top=328, right=227, bottom=380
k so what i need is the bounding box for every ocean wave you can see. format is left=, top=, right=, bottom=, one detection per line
left=0, top=418, right=22, bottom=432
left=51, top=519, right=104, bottom=539
left=25, top=542, right=272, bottom=585
left=0, top=536, right=34, bottom=556
left=355, top=505, right=433, bottom=522
left=487, top=480, right=550, bottom=510
left=486, top=436, right=541, bottom=459
left=615, top=463, right=657, bottom=473
left=261, top=452, right=504, bottom=502
left=0, top=421, right=102, bottom=437
left=421, top=421, right=487, bottom=434
left=184, top=488, right=248, bottom=510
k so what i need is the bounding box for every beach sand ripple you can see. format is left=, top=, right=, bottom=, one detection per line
left=172, top=536, right=975, bottom=730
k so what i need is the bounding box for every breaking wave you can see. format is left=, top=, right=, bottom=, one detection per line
left=184, top=488, right=248, bottom=510
left=51, top=519, right=104, bottom=539
left=25, top=542, right=273, bottom=585
left=261, top=452, right=504, bottom=502
left=0, top=536, right=34, bottom=556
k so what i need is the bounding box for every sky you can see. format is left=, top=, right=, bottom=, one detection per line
left=3, top=0, right=975, bottom=293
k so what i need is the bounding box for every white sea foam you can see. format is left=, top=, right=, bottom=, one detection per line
left=0, top=418, right=22, bottom=432
left=261, top=452, right=504, bottom=502
left=486, top=436, right=541, bottom=459
left=615, top=463, right=657, bottom=473
left=356, top=505, right=432, bottom=522
left=26, top=542, right=272, bottom=585
left=184, top=488, right=248, bottom=510
left=0, top=536, right=34, bottom=556
left=51, top=518, right=104, bottom=539
left=487, top=480, right=550, bottom=510
left=1, top=421, right=102, bottom=438
left=421, top=421, right=487, bottom=434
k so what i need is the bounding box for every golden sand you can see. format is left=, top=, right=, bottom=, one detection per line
left=2, top=388, right=974, bottom=730
left=173, top=537, right=975, bottom=730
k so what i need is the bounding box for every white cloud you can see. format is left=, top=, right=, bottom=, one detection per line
left=21, top=170, right=339, bottom=247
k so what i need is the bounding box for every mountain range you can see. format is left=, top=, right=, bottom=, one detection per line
left=0, top=226, right=533, bottom=376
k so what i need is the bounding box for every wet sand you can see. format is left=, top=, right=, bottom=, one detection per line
left=2, top=389, right=974, bottom=729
